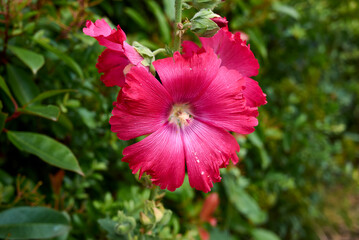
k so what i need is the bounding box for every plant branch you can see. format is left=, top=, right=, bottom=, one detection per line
left=173, top=0, right=183, bottom=52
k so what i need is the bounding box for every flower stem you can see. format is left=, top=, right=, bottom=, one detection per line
left=173, top=0, right=183, bottom=52
left=153, top=48, right=166, bottom=56
left=149, top=185, right=159, bottom=201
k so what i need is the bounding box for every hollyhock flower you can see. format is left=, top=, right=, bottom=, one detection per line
left=83, top=19, right=144, bottom=87
left=182, top=27, right=266, bottom=108
left=110, top=49, right=262, bottom=192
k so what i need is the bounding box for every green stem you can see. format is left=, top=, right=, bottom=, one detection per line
left=149, top=185, right=159, bottom=201
left=173, top=0, right=183, bottom=51
left=153, top=48, right=166, bottom=56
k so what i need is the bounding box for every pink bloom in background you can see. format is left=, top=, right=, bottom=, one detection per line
left=110, top=49, right=262, bottom=192
left=83, top=19, right=144, bottom=87
left=182, top=27, right=266, bottom=108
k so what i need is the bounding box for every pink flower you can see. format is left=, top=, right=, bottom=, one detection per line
left=83, top=19, right=144, bottom=87
left=210, top=16, right=228, bottom=28
left=110, top=49, right=261, bottom=192
left=182, top=27, right=266, bottom=108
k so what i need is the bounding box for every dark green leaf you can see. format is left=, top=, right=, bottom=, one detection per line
left=8, top=45, right=45, bottom=74
left=6, top=65, right=39, bottom=106
left=7, top=131, right=83, bottom=175
left=34, top=38, right=84, bottom=79
left=28, top=89, right=76, bottom=105
left=147, top=0, right=171, bottom=44
left=0, top=76, right=13, bottom=100
left=124, top=8, right=149, bottom=31
left=0, top=206, right=70, bottom=239
left=0, top=112, right=7, bottom=133
left=20, top=105, right=61, bottom=121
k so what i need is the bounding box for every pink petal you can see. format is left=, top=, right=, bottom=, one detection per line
left=181, top=41, right=201, bottom=59
left=244, top=77, right=267, bottom=107
left=210, top=16, right=228, bottom=28
left=193, top=66, right=259, bottom=134
left=200, top=28, right=259, bottom=77
left=96, top=49, right=130, bottom=87
left=123, top=42, right=144, bottom=65
left=110, top=66, right=173, bottom=140
left=182, top=120, right=239, bottom=193
left=152, top=50, right=221, bottom=103
left=83, top=19, right=112, bottom=37
left=122, top=123, right=185, bottom=191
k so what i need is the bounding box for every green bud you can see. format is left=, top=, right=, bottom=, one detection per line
left=192, top=0, right=222, bottom=10
left=153, top=207, right=164, bottom=223
left=158, top=210, right=172, bottom=226
left=140, top=211, right=152, bottom=225
left=190, top=9, right=220, bottom=37
left=132, top=41, right=155, bottom=67
left=114, top=211, right=136, bottom=234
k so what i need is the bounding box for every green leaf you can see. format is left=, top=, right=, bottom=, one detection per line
left=147, top=0, right=171, bottom=44
left=34, top=38, right=84, bottom=79
left=0, top=206, right=70, bottom=239
left=6, top=64, right=40, bottom=106
left=0, top=112, right=7, bottom=133
left=124, top=8, right=149, bottom=31
left=8, top=45, right=45, bottom=74
left=272, top=2, right=300, bottom=20
left=163, top=0, right=175, bottom=21
left=7, top=131, right=83, bottom=175
left=251, top=228, right=281, bottom=240
left=19, top=105, right=60, bottom=121
left=28, top=89, right=76, bottom=105
left=223, top=169, right=266, bottom=224
left=246, top=28, right=267, bottom=60
left=0, top=75, right=13, bottom=100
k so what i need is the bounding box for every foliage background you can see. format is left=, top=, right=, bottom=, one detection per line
left=0, top=0, right=358, bottom=239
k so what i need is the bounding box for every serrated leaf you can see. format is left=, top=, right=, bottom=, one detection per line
left=8, top=45, right=45, bottom=74
left=6, top=65, right=39, bottom=106
left=28, top=89, right=76, bottom=105
left=20, top=105, right=60, bottom=121
left=7, top=131, right=83, bottom=175
left=0, top=206, right=70, bottom=239
left=34, top=38, right=84, bottom=79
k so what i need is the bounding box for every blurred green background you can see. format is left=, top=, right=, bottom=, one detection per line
left=0, top=0, right=358, bottom=239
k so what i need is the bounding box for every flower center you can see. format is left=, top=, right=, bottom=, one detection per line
left=168, top=104, right=193, bottom=127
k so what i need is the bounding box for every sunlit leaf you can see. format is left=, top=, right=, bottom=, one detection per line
left=251, top=228, right=281, bottom=240
left=19, top=105, right=60, bottom=121
left=8, top=45, right=45, bottom=74
left=272, top=2, right=300, bottom=19
left=7, top=131, right=83, bottom=175
left=0, top=206, right=70, bottom=239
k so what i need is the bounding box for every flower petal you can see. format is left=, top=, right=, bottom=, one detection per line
left=122, top=123, right=185, bottom=191
left=182, top=120, right=239, bottom=193
left=96, top=49, right=130, bottom=87
left=110, top=66, right=172, bottom=140
left=83, top=19, right=112, bottom=37
left=244, top=77, right=267, bottom=107
left=152, top=50, right=221, bottom=103
left=181, top=41, right=201, bottom=59
left=193, top=66, right=259, bottom=134
left=200, top=28, right=259, bottom=77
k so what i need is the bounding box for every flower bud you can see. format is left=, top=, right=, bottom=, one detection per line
left=153, top=207, right=164, bottom=223
left=190, top=9, right=220, bottom=37
left=132, top=41, right=155, bottom=67
left=140, top=211, right=152, bottom=225
left=157, top=210, right=172, bottom=226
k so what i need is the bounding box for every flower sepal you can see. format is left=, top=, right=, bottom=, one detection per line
left=190, top=9, right=220, bottom=37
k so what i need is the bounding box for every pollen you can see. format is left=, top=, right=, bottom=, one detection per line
left=169, top=104, right=193, bottom=127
